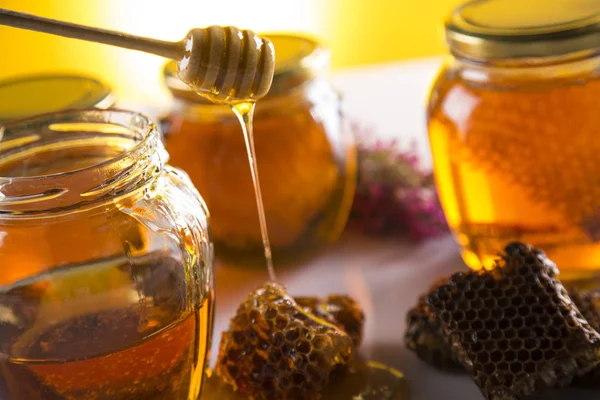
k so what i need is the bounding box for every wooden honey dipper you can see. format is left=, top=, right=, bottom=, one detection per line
left=0, top=8, right=275, bottom=103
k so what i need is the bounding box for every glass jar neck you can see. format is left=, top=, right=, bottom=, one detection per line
left=452, top=51, right=600, bottom=85
left=0, top=109, right=167, bottom=218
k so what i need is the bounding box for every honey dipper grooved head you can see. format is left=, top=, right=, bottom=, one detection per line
left=177, top=26, right=275, bottom=104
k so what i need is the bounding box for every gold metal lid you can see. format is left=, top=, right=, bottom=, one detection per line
left=163, top=33, right=330, bottom=103
left=446, top=0, right=600, bottom=61
left=0, top=74, right=114, bottom=123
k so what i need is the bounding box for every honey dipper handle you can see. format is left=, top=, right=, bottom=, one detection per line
left=0, top=8, right=185, bottom=60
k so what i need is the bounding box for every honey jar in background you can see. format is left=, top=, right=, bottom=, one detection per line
left=428, top=0, right=600, bottom=280
left=161, top=34, right=356, bottom=265
left=0, top=73, right=114, bottom=122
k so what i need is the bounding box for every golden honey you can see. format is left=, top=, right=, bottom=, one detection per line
left=1, top=270, right=212, bottom=400
left=428, top=0, right=600, bottom=279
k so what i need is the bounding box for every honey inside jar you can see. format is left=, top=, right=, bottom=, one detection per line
left=162, top=34, right=356, bottom=264
left=428, top=0, right=600, bottom=279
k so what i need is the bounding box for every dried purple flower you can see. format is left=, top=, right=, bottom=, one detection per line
left=349, top=124, right=449, bottom=241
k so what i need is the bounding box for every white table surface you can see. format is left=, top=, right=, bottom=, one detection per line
left=137, top=57, right=600, bottom=399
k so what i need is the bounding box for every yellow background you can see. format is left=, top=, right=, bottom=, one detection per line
left=0, top=0, right=464, bottom=102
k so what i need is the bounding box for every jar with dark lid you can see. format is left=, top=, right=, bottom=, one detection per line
left=0, top=74, right=114, bottom=123
left=428, top=0, right=600, bottom=277
left=161, top=34, right=356, bottom=265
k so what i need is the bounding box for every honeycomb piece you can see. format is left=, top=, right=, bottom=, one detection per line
left=405, top=277, right=461, bottom=371
left=405, top=294, right=462, bottom=371
left=568, top=288, right=600, bottom=387
left=569, top=288, right=600, bottom=332
left=405, top=282, right=600, bottom=377
left=427, top=242, right=600, bottom=399
left=295, top=295, right=365, bottom=348
left=406, top=284, right=600, bottom=376
left=216, top=282, right=354, bottom=400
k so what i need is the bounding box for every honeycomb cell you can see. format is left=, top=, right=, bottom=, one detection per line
left=295, top=295, right=365, bottom=348
left=405, top=242, right=600, bottom=399
left=478, top=309, right=491, bottom=321
left=216, top=283, right=355, bottom=400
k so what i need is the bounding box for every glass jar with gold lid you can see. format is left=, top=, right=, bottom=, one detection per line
left=428, top=0, right=600, bottom=279
left=161, top=33, right=356, bottom=265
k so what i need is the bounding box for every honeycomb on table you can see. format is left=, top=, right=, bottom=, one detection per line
left=569, top=287, right=600, bottom=333
left=425, top=242, right=600, bottom=399
left=405, top=289, right=462, bottom=371
left=216, top=282, right=355, bottom=400
left=295, top=295, right=365, bottom=348
left=406, top=281, right=600, bottom=387
left=405, top=277, right=462, bottom=371
left=568, top=288, right=600, bottom=387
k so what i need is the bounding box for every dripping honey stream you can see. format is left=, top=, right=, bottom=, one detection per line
left=231, top=102, right=276, bottom=282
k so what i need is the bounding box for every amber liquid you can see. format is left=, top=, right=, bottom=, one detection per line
left=0, top=255, right=213, bottom=400
left=231, top=102, right=276, bottom=279
left=429, top=67, right=600, bottom=277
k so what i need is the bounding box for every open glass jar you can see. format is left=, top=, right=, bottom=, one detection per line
left=0, top=110, right=213, bottom=399
left=161, top=34, right=356, bottom=265
left=428, top=0, right=600, bottom=279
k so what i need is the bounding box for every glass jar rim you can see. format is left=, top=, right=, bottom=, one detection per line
left=0, top=109, right=166, bottom=217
